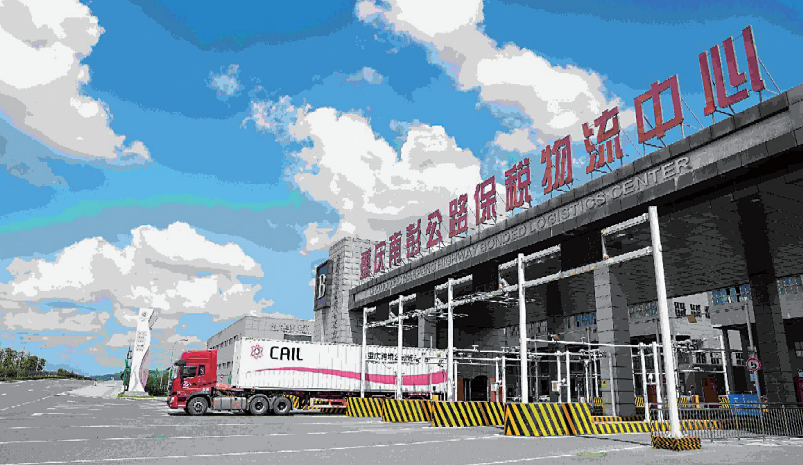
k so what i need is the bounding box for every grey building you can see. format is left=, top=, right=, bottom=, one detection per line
left=206, top=315, right=313, bottom=383
left=313, top=237, right=376, bottom=344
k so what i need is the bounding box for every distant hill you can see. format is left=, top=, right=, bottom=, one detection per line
left=46, top=363, right=88, bottom=376
left=90, top=372, right=123, bottom=381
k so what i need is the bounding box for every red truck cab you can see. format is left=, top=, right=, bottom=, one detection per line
left=167, top=350, right=217, bottom=412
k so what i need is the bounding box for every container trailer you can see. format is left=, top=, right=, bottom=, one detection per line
left=167, top=338, right=447, bottom=415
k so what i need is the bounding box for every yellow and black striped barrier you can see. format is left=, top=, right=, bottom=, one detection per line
left=563, top=403, right=599, bottom=435
left=635, top=397, right=644, bottom=408
left=651, top=436, right=702, bottom=451
left=429, top=401, right=505, bottom=427
left=594, top=415, right=644, bottom=423
left=381, top=399, right=431, bottom=423
left=318, top=407, right=347, bottom=414
left=503, top=403, right=572, bottom=437
left=347, top=397, right=385, bottom=418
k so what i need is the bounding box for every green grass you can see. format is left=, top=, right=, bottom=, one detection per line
left=117, top=393, right=159, bottom=399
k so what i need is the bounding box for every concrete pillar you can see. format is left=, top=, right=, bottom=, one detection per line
left=418, top=316, right=436, bottom=348
left=737, top=196, right=797, bottom=402
left=720, top=329, right=735, bottom=395
left=738, top=329, right=753, bottom=392
left=594, top=266, right=636, bottom=416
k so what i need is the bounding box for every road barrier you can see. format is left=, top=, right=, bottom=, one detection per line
left=651, top=436, right=702, bottom=451
left=429, top=400, right=504, bottom=427
left=650, top=402, right=803, bottom=441
left=503, top=403, right=572, bottom=437
left=317, top=407, right=347, bottom=414
left=593, top=415, right=643, bottom=422
left=346, top=397, right=385, bottom=418
left=381, top=399, right=431, bottom=423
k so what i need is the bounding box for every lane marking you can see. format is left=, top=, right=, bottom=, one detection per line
left=0, top=435, right=498, bottom=464
left=463, top=446, right=647, bottom=465
left=0, top=394, right=55, bottom=411
left=0, top=426, right=478, bottom=445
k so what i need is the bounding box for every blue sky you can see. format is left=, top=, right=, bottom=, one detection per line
left=0, top=0, right=801, bottom=375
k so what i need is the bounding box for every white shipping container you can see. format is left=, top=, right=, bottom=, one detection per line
left=231, top=338, right=447, bottom=393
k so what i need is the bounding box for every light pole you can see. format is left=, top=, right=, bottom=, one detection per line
left=170, top=338, right=189, bottom=363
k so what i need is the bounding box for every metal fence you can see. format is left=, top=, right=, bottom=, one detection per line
left=649, top=402, right=803, bottom=441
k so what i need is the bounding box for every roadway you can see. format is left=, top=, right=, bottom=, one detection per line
left=1, top=380, right=802, bottom=464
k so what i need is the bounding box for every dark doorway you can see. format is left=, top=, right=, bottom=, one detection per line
left=470, top=376, right=489, bottom=401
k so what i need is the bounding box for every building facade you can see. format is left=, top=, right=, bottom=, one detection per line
left=206, top=315, right=313, bottom=383
left=311, top=82, right=803, bottom=410
left=313, top=237, right=375, bottom=344
left=708, top=274, right=803, bottom=400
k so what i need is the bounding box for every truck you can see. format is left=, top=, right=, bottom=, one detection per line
left=167, top=338, right=447, bottom=416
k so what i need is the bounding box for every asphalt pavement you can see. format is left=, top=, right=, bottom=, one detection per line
left=1, top=379, right=802, bottom=464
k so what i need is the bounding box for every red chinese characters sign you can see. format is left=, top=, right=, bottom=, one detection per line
left=358, top=25, right=772, bottom=282
left=426, top=210, right=443, bottom=248
left=505, top=159, right=532, bottom=211
left=584, top=107, right=623, bottom=173
left=406, top=219, right=421, bottom=258
left=449, top=194, right=468, bottom=237
left=360, top=249, right=371, bottom=280
left=474, top=176, right=496, bottom=225
left=699, top=25, right=765, bottom=116
left=541, top=136, right=572, bottom=195
left=634, top=75, right=684, bottom=144
left=388, top=231, right=402, bottom=267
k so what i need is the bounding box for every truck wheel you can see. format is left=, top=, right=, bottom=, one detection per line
left=249, top=396, right=269, bottom=416
left=273, top=396, right=292, bottom=416
left=187, top=397, right=208, bottom=416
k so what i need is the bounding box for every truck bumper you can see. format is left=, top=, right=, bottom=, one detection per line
left=167, top=396, right=185, bottom=409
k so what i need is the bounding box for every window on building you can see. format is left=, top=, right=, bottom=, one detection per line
left=284, top=334, right=312, bottom=342
left=536, top=320, right=548, bottom=334
left=674, top=302, right=686, bottom=318
left=695, top=352, right=707, bottom=365
left=778, top=276, right=803, bottom=296
left=740, top=285, right=752, bottom=301
left=704, top=306, right=710, bottom=319
left=795, top=341, right=803, bottom=358
left=690, top=304, right=701, bottom=318
left=734, top=352, right=744, bottom=366
left=710, top=353, right=722, bottom=366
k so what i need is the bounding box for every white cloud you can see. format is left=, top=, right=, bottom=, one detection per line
left=208, top=64, right=243, bottom=101
left=2, top=307, right=109, bottom=332
left=346, top=66, right=385, bottom=85
left=493, top=128, right=538, bottom=153
left=23, top=334, right=96, bottom=348
left=357, top=0, right=635, bottom=143
left=247, top=101, right=483, bottom=253
left=0, top=222, right=273, bottom=326
left=166, top=333, right=203, bottom=345
left=107, top=332, right=133, bottom=348
left=0, top=0, right=150, bottom=164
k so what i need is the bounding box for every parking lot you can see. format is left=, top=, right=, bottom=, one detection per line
left=1, top=380, right=803, bottom=465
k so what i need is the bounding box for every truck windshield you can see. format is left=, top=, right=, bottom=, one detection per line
left=169, top=366, right=179, bottom=382
left=180, top=366, right=197, bottom=379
